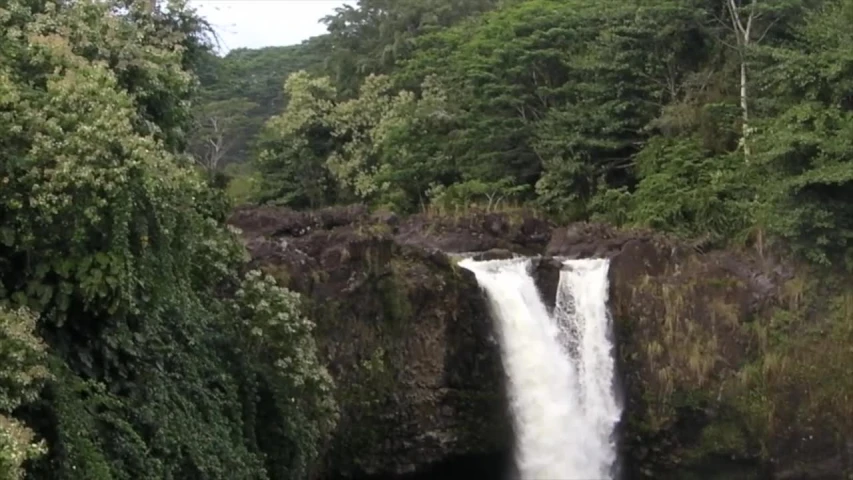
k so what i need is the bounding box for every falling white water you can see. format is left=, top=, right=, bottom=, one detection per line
left=458, top=257, right=621, bottom=480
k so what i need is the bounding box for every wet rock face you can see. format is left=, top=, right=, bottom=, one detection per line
left=531, top=257, right=562, bottom=312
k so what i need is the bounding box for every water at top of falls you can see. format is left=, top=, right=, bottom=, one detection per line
left=458, top=257, right=621, bottom=480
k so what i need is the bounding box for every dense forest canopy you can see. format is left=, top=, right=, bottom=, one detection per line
left=200, top=0, right=853, bottom=268
left=3, top=0, right=853, bottom=477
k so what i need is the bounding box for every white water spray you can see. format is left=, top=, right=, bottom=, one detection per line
left=458, top=257, right=621, bottom=480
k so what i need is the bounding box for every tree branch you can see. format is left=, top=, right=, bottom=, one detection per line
left=744, top=0, right=757, bottom=42
left=727, top=0, right=745, bottom=38
left=756, top=16, right=781, bottom=44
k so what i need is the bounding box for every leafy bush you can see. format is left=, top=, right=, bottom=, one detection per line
left=0, top=307, right=49, bottom=480
left=230, top=271, right=338, bottom=479
left=593, top=136, right=756, bottom=246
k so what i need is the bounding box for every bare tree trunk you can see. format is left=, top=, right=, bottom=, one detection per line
left=726, top=0, right=756, bottom=162
left=740, top=59, right=751, bottom=159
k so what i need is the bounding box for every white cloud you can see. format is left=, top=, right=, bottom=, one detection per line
left=189, top=0, right=353, bottom=53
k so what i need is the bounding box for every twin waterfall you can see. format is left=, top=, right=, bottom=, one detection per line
left=458, top=257, right=621, bottom=480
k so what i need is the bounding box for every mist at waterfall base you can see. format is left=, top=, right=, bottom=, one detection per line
left=458, top=257, right=622, bottom=480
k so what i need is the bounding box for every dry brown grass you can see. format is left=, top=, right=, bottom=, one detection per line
left=421, top=200, right=542, bottom=223
left=631, top=266, right=748, bottom=427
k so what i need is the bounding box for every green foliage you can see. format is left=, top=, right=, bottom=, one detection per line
left=191, top=41, right=328, bottom=169
left=0, top=307, right=49, bottom=480
left=426, top=178, right=529, bottom=214
left=223, top=162, right=261, bottom=205
left=593, top=136, right=756, bottom=245
left=750, top=0, right=853, bottom=266
left=256, top=71, right=458, bottom=211
left=189, top=97, right=260, bottom=174
left=320, top=0, right=500, bottom=96
left=229, top=270, right=338, bottom=479
left=256, top=0, right=723, bottom=218
left=0, top=307, right=49, bottom=413
left=8, top=0, right=850, bottom=272
left=0, top=1, right=336, bottom=478
left=0, top=414, right=45, bottom=480
left=400, top=0, right=706, bottom=217
left=254, top=71, right=341, bottom=208
left=0, top=6, right=210, bottom=318
left=323, top=73, right=458, bottom=205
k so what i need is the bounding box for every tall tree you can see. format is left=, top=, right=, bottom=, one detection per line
left=189, top=97, right=258, bottom=174
left=192, top=42, right=327, bottom=167
left=321, top=0, right=499, bottom=95
left=255, top=71, right=342, bottom=208
left=717, top=0, right=803, bottom=160
left=397, top=0, right=706, bottom=218
left=753, top=0, right=853, bottom=265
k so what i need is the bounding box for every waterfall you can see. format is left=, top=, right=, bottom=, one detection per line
left=458, top=257, right=621, bottom=480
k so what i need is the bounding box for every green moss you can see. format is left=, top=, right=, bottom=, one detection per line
left=687, top=422, right=749, bottom=462
left=377, top=263, right=414, bottom=328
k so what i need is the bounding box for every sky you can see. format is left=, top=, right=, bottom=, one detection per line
left=190, top=0, right=353, bottom=54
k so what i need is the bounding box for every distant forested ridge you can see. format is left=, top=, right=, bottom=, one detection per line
left=189, top=42, right=328, bottom=171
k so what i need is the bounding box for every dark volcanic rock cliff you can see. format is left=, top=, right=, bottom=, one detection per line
left=230, top=205, right=852, bottom=480
left=230, top=206, right=518, bottom=478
